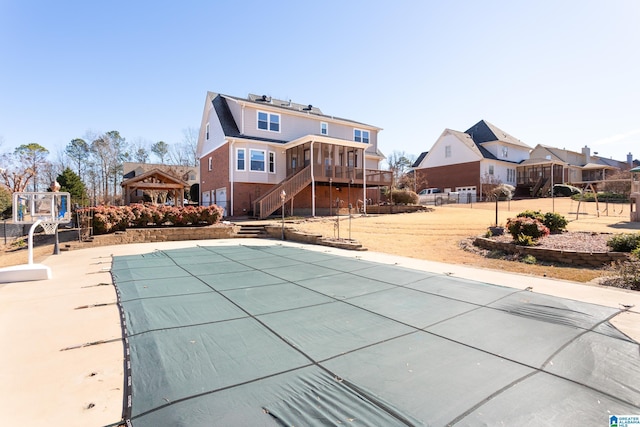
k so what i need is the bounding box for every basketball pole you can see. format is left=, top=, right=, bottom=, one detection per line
left=53, top=225, right=60, bottom=255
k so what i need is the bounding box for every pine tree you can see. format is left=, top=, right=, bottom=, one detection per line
left=57, top=167, right=87, bottom=205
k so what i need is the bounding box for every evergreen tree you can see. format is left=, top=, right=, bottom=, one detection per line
left=57, top=167, right=87, bottom=205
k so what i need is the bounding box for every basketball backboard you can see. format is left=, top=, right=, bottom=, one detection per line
left=13, top=192, right=72, bottom=224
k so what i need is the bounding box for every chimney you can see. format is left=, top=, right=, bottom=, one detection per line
left=581, top=145, right=591, bottom=164
left=628, top=152, right=634, bottom=167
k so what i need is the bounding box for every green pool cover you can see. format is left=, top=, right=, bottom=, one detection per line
left=110, top=244, right=640, bottom=426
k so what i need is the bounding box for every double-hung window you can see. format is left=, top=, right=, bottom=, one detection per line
left=320, top=122, right=328, bottom=135
left=257, top=111, right=280, bottom=132
left=205, top=123, right=209, bottom=140
left=250, top=149, right=266, bottom=172
left=236, top=148, right=245, bottom=171
left=354, top=129, right=369, bottom=143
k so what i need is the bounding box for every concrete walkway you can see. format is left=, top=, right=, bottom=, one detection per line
left=0, top=238, right=638, bottom=426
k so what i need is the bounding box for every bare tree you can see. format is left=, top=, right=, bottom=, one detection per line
left=386, top=151, right=416, bottom=189
left=0, top=143, right=50, bottom=192
left=130, top=138, right=151, bottom=163
left=65, top=138, right=90, bottom=181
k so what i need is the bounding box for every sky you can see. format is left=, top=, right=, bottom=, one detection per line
left=1, top=0, right=639, bottom=165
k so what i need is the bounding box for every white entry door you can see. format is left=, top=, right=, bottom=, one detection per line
left=201, top=191, right=211, bottom=207
left=215, top=187, right=227, bottom=217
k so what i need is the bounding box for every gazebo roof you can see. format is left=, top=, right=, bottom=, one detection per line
left=121, top=168, right=189, bottom=189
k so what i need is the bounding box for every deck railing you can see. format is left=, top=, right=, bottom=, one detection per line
left=253, top=165, right=312, bottom=219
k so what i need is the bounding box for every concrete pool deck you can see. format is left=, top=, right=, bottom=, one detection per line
left=1, top=238, right=639, bottom=426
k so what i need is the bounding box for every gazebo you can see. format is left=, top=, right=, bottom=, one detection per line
left=121, top=168, right=189, bottom=206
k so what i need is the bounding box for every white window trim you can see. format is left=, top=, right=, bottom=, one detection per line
left=208, top=157, right=212, bottom=171
left=205, top=123, right=210, bottom=140
left=320, top=122, right=328, bottom=135
left=268, top=151, right=276, bottom=174
left=236, top=148, right=246, bottom=171
left=353, top=128, right=370, bottom=143
left=445, top=145, right=452, bottom=158
left=257, top=111, right=281, bottom=133
left=250, top=149, right=266, bottom=172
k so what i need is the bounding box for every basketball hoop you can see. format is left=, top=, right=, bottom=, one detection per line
left=39, top=221, right=59, bottom=235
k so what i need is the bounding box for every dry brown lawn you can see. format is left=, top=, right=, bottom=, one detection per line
left=291, top=198, right=640, bottom=283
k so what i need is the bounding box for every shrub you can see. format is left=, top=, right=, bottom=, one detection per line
left=391, top=189, right=418, bottom=205
left=607, top=233, right=640, bottom=252
left=514, top=233, right=536, bottom=246
left=515, top=210, right=544, bottom=222
left=542, top=212, right=568, bottom=234
left=515, top=210, right=567, bottom=234
left=506, top=216, right=550, bottom=243
left=521, top=254, right=537, bottom=264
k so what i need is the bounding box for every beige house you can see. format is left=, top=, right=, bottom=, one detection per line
left=196, top=92, right=391, bottom=218
left=518, top=145, right=636, bottom=197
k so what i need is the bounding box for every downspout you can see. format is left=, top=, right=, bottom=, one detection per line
left=229, top=140, right=234, bottom=216
left=311, top=140, right=315, bottom=217
left=363, top=148, right=367, bottom=214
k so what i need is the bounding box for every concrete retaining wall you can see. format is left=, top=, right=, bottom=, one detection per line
left=474, top=237, right=629, bottom=267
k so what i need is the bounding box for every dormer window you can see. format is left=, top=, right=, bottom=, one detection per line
left=354, top=129, right=369, bottom=143
left=257, top=111, right=280, bottom=132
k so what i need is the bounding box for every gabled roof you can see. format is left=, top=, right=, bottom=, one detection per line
left=120, top=168, right=188, bottom=187
left=465, top=120, right=531, bottom=149
left=412, top=151, right=428, bottom=168
left=216, top=92, right=381, bottom=130
left=449, top=128, right=498, bottom=160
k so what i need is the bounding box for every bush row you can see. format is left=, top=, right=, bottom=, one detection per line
left=80, top=204, right=224, bottom=235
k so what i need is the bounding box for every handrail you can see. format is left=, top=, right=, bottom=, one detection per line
left=253, top=166, right=312, bottom=219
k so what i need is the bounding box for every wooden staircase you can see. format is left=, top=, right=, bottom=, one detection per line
left=531, top=176, right=548, bottom=197
left=253, top=166, right=312, bottom=219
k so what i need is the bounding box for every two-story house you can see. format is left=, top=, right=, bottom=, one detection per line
left=197, top=92, right=391, bottom=218
left=517, top=145, right=637, bottom=196
left=412, top=120, right=532, bottom=200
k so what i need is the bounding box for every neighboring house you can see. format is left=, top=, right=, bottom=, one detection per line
left=196, top=92, right=391, bottom=218
left=122, top=162, right=199, bottom=205
left=412, top=120, right=531, bottom=199
left=518, top=145, right=637, bottom=196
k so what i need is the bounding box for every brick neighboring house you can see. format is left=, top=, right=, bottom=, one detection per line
left=412, top=120, right=531, bottom=200
left=196, top=92, right=392, bottom=218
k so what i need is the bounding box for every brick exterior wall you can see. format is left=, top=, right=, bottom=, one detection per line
left=200, top=143, right=229, bottom=205
left=415, top=161, right=481, bottom=194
